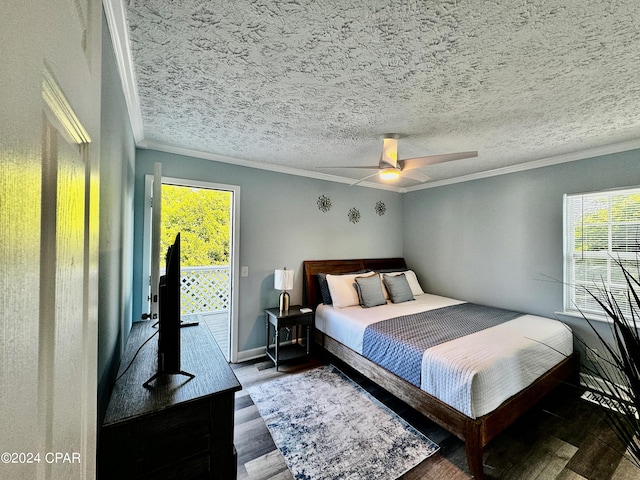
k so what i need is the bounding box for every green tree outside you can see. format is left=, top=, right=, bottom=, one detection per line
left=160, top=185, right=231, bottom=267
left=574, top=192, right=640, bottom=253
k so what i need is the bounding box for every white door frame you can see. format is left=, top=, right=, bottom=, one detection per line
left=142, top=175, right=241, bottom=363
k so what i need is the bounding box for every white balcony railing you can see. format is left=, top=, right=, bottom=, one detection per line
left=179, top=265, right=230, bottom=315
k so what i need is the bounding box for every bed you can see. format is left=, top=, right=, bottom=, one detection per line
left=303, top=258, right=578, bottom=479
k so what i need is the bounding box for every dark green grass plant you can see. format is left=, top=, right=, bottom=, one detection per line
left=578, top=256, right=640, bottom=468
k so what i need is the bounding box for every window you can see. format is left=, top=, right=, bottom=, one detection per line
left=564, top=187, right=640, bottom=319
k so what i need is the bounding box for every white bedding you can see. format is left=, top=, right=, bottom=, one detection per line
left=315, top=294, right=573, bottom=418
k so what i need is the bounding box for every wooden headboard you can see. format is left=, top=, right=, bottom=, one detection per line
left=303, top=258, right=407, bottom=309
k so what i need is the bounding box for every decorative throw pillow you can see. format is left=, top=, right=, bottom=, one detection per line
left=326, top=271, right=376, bottom=308
left=383, top=273, right=415, bottom=303
left=382, top=270, right=425, bottom=296
left=354, top=274, right=386, bottom=308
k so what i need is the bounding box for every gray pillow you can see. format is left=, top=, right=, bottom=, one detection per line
left=317, top=273, right=333, bottom=304
left=383, top=273, right=414, bottom=303
left=354, top=274, right=386, bottom=308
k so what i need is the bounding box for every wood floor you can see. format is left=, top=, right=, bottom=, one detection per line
left=231, top=355, right=640, bottom=480
left=184, top=312, right=230, bottom=360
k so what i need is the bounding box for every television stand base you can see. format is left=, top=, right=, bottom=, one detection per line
left=143, top=369, right=195, bottom=389
left=181, top=320, right=200, bottom=327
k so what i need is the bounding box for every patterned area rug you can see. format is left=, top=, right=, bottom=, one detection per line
left=248, top=365, right=439, bottom=480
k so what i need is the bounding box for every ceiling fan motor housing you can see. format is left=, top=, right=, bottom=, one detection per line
left=380, top=136, right=399, bottom=169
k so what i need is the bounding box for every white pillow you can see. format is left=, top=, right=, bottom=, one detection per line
left=383, top=270, right=424, bottom=296
left=326, top=272, right=376, bottom=308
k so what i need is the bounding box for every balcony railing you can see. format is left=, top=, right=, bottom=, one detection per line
left=179, top=265, right=230, bottom=315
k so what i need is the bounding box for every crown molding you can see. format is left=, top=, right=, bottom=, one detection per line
left=140, top=137, right=640, bottom=195
left=103, top=0, right=145, bottom=143
left=143, top=137, right=640, bottom=195
left=140, top=141, right=405, bottom=193
left=403, top=139, right=640, bottom=193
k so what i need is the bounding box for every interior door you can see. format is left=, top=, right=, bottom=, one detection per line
left=141, top=163, right=162, bottom=321
left=0, top=2, right=101, bottom=479
left=39, top=108, right=91, bottom=480
left=150, top=163, right=162, bottom=320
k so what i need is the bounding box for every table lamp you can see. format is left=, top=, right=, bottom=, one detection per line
left=274, top=268, right=294, bottom=313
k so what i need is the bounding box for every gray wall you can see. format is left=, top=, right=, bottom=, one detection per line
left=133, top=150, right=404, bottom=356
left=97, top=13, right=136, bottom=422
left=403, top=149, right=640, bottom=359
left=132, top=148, right=639, bottom=363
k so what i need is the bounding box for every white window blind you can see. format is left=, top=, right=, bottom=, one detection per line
left=564, top=187, right=640, bottom=319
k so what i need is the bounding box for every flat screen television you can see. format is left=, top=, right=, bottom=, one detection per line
left=144, top=232, right=194, bottom=388
left=158, top=232, right=181, bottom=373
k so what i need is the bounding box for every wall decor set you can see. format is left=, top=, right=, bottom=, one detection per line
left=316, top=195, right=386, bottom=224
left=347, top=207, right=361, bottom=223
left=317, top=194, right=332, bottom=212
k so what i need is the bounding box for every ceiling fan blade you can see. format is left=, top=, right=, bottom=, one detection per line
left=349, top=172, right=380, bottom=186
left=314, top=165, right=380, bottom=170
left=399, top=151, right=478, bottom=171
left=401, top=169, right=431, bottom=183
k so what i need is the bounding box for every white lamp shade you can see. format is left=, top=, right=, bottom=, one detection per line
left=274, top=269, right=294, bottom=291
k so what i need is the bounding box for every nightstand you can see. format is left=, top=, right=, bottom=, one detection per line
left=265, top=306, right=313, bottom=370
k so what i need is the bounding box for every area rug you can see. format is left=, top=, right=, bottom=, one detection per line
left=248, top=365, right=439, bottom=480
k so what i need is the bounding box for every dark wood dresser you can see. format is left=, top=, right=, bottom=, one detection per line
left=99, top=321, right=241, bottom=479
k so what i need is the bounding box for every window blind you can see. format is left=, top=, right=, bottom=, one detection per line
left=564, top=187, right=640, bottom=318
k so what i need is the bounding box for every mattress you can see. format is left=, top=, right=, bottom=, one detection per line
left=315, top=294, right=573, bottom=418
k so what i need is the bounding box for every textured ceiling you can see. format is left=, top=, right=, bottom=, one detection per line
left=118, top=0, right=640, bottom=190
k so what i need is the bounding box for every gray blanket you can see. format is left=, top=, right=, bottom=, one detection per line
left=362, top=303, right=523, bottom=387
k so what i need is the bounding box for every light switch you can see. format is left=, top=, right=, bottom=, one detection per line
left=241, top=266, right=249, bottom=277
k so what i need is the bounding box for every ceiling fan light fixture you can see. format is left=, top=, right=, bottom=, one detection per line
left=379, top=167, right=400, bottom=181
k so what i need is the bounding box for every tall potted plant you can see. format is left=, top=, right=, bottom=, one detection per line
left=578, top=255, right=640, bottom=468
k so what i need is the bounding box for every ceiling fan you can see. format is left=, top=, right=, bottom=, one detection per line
left=317, top=134, right=478, bottom=186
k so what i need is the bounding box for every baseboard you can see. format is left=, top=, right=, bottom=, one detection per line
left=579, top=372, right=637, bottom=416
left=580, top=372, right=604, bottom=391
left=580, top=372, right=627, bottom=397
left=235, top=338, right=300, bottom=364
left=236, top=346, right=268, bottom=363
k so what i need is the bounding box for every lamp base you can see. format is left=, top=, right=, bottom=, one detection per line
left=279, top=291, right=290, bottom=313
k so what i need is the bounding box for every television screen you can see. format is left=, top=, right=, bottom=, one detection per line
left=158, top=233, right=181, bottom=373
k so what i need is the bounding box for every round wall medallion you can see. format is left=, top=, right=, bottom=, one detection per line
left=317, top=195, right=332, bottom=212
left=348, top=207, right=361, bottom=224
left=375, top=201, right=386, bottom=216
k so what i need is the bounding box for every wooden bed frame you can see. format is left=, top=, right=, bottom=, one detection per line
left=303, top=258, right=579, bottom=479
